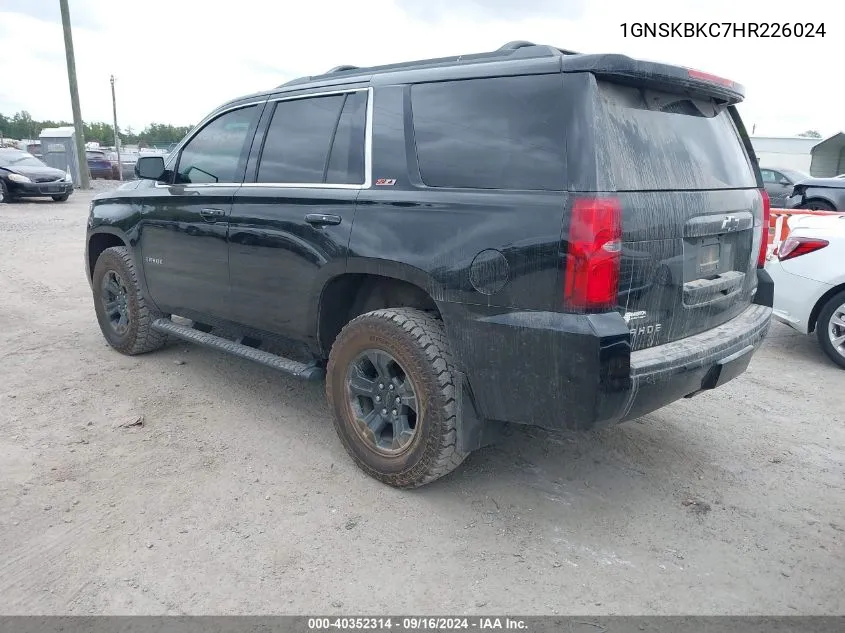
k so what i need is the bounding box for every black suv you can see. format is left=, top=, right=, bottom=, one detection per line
left=85, top=41, right=773, bottom=488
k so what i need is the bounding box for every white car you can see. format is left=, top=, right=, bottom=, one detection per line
left=766, top=214, right=845, bottom=368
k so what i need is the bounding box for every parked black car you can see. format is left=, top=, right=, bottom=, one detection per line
left=760, top=167, right=809, bottom=207
left=85, top=41, right=773, bottom=488
left=0, top=148, right=73, bottom=202
left=786, top=177, right=845, bottom=211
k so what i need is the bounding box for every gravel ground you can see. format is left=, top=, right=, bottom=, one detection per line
left=0, top=190, right=843, bottom=615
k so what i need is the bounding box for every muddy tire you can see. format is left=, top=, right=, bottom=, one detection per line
left=92, top=246, right=167, bottom=355
left=326, top=308, right=468, bottom=488
left=816, top=291, right=845, bottom=369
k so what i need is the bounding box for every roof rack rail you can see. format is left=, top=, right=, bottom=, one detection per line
left=498, top=40, right=536, bottom=51
left=275, top=41, right=581, bottom=89
left=498, top=40, right=580, bottom=56
left=326, top=65, right=359, bottom=74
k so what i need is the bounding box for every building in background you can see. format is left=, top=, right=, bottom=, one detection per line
left=752, top=133, right=845, bottom=177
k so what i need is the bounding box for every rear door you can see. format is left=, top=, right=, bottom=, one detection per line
left=588, top=78, right=762, bottom=350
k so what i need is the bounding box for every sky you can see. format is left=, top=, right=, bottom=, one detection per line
left=0, top=0, right=840, bottom=137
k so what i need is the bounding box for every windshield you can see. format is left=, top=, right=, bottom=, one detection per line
left=0, top=151, right=47, bottom=168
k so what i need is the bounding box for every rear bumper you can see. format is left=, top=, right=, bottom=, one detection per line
left=622, top=302, right=770, bottom=421
left=8, top=180, right=73, bottom=197
left=443, top=271, right=773, bottom=432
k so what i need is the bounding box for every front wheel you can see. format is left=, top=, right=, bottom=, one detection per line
left=52, top=193, right=70, bottom=202
left=92, top=246, right=167, bottom=355
left=326, top=308, right=468, bottom=488
left=817, top=291, right=845, bottom=369
left=799, top=200, right=836, bottom=212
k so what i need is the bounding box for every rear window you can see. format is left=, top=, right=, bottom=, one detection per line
left=411, top=74, right=566, bottom=191
left=597, top=81, right=756, bottom=191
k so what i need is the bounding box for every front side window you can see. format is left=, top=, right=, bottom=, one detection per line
left=411, top=74, right=566, bottom=190
left=176, top=105, right=258, bottom=184
left=257, top=91, right=367, bottom=185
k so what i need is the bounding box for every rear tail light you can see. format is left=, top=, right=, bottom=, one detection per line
left=564, top=197, right=622, bottom=311
left=758, top=189, right=771, bottom=268
left=776, top=236, right=829, bottom=261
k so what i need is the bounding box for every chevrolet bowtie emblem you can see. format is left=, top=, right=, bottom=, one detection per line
left=721, top=215, right=740, bottom=231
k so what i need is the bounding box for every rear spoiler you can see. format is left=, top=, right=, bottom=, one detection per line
left=561, top=53, right=745, bottom=104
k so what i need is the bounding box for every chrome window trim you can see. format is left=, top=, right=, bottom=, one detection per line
left=155, top=87, right=373, bottom=191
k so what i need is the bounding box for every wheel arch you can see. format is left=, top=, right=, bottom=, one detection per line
left=809, top=282, right=845, bottom=333
left=87, top=229, right=128, bottom=281
left=315, top=267, right=443, bottom=358
left=799, top=194, right=838, bottom=211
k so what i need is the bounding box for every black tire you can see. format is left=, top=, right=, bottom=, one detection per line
left=52, top=193, right=70, bottom=202
left=799, top=200, right=836, bottom=212
left=0, top=180, right=8, bottom=203
left=816, top=290, right=845, bottom=369
left=326, top=308, right=468, bottom=488
left=92, top=246, right=167, bottom=355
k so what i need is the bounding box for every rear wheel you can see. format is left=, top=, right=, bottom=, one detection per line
left=0, top=180, right=9, bottom=203
left=92, top=246, right=167, bottom=355
left=326, top=308, right=468, bottom=488
left=817, top=291, right=845, bottom=369
left=799, top=200, right=836, bottom=212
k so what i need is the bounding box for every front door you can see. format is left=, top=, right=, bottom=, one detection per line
left=228, top=89, right=369, bottom=341
left=761, top=168, right=792, bottom=207
left=139, top=103, right=263, bottom=319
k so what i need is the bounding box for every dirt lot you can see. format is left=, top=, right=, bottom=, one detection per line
left=1, top=189, right=843, bottom=615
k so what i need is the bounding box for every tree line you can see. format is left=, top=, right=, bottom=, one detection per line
left=0, top=111, right=193, bottom=147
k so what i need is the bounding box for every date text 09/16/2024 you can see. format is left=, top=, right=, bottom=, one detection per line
left=307, top=617, right=528, bottom=630
left=620, top=22, right=826, bottom=37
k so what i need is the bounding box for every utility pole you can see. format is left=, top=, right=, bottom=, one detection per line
left=59, top=0, right=90, bottom=189
left=110, top=75, right=122, bottom=180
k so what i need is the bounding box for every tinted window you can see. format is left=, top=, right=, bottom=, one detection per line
left=257, top=95, right=345, bottom=184
left=597, top=81, right=756, bottom=191
left=325, top=91, right=367, bottom=185
left=176, top=105, right=258, bottom=184
left=411, top=75, right=566, bottom=190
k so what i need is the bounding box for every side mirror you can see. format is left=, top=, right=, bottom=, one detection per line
left=778, top=178, right=791, bottom=186
left=135, top=155, right=166, bottom=181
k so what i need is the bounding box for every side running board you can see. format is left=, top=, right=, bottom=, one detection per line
left=151, top=318, right=325, bottom=381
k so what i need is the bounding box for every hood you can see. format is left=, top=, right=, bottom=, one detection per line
left=92, top=178, right=144, bottom=201
left=2, top=164, right=67, bottom=180
left=794, top=177, right=845, bottom=189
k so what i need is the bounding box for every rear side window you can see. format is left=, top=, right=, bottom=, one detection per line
left=597, top=81, right=756, bottom=191
left=257, top=91, right=367, bottom=185
left=411, top=74, right=566, bottom=190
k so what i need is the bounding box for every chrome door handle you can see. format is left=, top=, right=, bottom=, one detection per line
left=305, top=213, right=342, bottom=226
